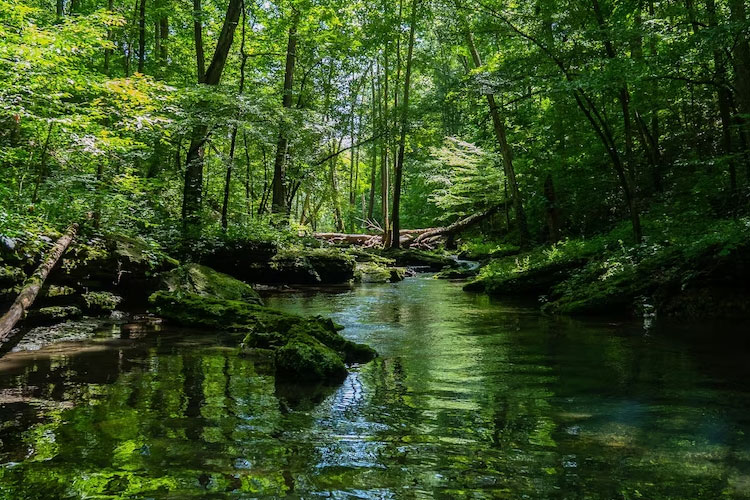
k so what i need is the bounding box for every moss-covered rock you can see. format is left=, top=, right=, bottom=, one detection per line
left=160, top=263, right=262, bottom=305
left=435, top=267, right=479, bottom=280
left=354, top=262, right=406, bottom=283
left=148, top=291, right=377, bottom=382
left=59, top=233, right=177, bottom=294
left=275, top=337, right=348, bottom=381
left=26, top=305, right=82, bottom=326
left=81, top=291, right=123, bottom=314
left=378, top=248, right=453, bottom=270
left=0, top=265, right=25, bottom=288
left=268, top=247, right=356, bottom=284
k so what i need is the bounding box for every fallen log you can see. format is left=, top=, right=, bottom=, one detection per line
left=314, top=228, right=434, bottom=247
left=412, top=206, right=501, bottom=246
left=0, top=223, right=79, bottom=344
left=314, top=207, right=500, bottom=249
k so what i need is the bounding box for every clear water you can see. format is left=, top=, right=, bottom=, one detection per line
left=0, top=276, right=749, bottom=499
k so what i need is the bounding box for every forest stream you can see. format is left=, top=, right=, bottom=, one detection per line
left=1, top=275, right=749, bottom=499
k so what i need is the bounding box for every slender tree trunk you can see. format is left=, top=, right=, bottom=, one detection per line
left=160, top=17, right=168, bottom=63
left=705, top=0, right=738, bottom=196
left=243, top=131, right=254, bottom=217
left=104, top=0, right=114, bottom=76
left=729, top=0, right=750, bottom=139
left=367, top=66, right=378, bottom=221
left=381, top=49, right=391, bottom=246
left=271, top=10, right=299, bottom=216
left=137, top=0, right=146, bottom=73
left=391, top=0, right=418, bottom=248
left=544, top=173, right=561, bottom=242
left=32, top=122, right=54, bottom=204
left=193, top=0, right=206, bottom=82
left=182, top=0, right=244, bottom=233
left=56, top=0, right=64, bottom=20
left=465, top=32, right=530, bottom=247
left=125, top=0, right=140, bottom=76
left=221, top=4, right=247, bottom=230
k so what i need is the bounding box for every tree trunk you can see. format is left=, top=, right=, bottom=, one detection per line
left=0, top=224, right=78, bottom=344
left=706, top=0, right=738, bottom=196
left=544, top=173, right=561, bottom=242
left=391, top=0, right=418, bottom=248
left=381, top=48, right=391, bottom=247
left=465, top=32, right=530, bottom=247
left=160, top=17, right=169, bottom=63
left=367, top=67, right=378, bottom=221
left=271, top=10, right=299, bottom=216
left=137, top=0, right=146, bottom=73
left=182, top=0, right=244, bottom=233
left=221, top=6, right=247, bottom=230
left=104, top=0, right=114, bottom=75
left=193, top=0, right=206, bottom=82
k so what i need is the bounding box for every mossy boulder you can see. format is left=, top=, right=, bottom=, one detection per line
left=148, top=291, right=377, bottom=382
left=26, top=305, right=82, bottom=326
left=264, top=247, right=356, bottom=284
left=58, top=233, right=177, bottom=293
left=81, top=291, right=123, bottom=314
left=378, top=248, right=453, bottom=270
left=0, top=265, right=25, bottom=288
left=204, top=246, right=356, bottom=285
left=159, top=263, right=262, bottom=305
left=354, top=262, right=406, bottom=283
left=435, top=267, right=479, bottom=280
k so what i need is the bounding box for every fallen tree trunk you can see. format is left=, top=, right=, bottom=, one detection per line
left=0, top=223, right=79, bottom=344
left=314, top=206, right=501, bottom=249
left=412, top=206, right=502, bottom=246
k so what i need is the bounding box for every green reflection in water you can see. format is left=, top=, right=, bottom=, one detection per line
left=0, top=276, right=749, bottom=499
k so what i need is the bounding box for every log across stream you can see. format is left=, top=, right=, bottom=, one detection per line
left=0, top=275, right=749, bottom=498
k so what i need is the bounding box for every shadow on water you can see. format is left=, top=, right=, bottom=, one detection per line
left=0, top=276, right=749, bottom=498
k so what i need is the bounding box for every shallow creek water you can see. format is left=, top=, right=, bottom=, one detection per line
left=0, top=276, right=749, bottom=499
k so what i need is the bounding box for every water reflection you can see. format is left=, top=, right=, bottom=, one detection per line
left=0, top=277, right=748, bottom=498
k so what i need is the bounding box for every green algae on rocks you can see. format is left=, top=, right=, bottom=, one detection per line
left=148, top=291, right=377, bottom=382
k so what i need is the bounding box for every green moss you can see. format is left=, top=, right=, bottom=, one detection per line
left=379, top=248, right=453, bottom=269
left=275, top=336, right=348, bottom=382
left=435, top=268, right=478, bottom=280
left=26, top=306, right=82, bottom=325
left=82, top=291, right=122, bottom=314
left=354, top=262, right=391, bottom=283
left=354, top=261, right=407, bottom=283
left=44, top=285, right=76, bottom=298
left=270, top=247, right=356, bottom=284
left=0, top=265, right=25, bottom=288
left=160, top=263, right=262, bottom=305
left=148, top=291, right=377, bottom=382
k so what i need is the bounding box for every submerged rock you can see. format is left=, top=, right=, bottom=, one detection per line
left=148, top=291, right=377, bottom=382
